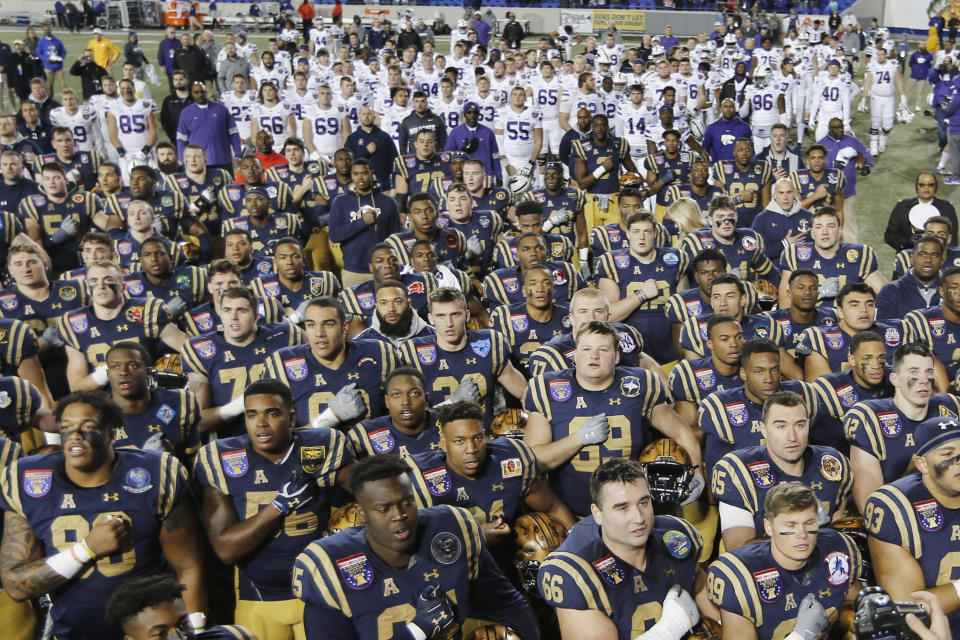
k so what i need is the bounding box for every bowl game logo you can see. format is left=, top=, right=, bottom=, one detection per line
left=336, top=553, right=374, bottom=590
left=753, top=568, right=782, bottom=603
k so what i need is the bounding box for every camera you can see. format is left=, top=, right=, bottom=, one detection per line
left=854, top=586, right=929, bottom=640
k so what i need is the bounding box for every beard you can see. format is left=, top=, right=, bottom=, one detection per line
left=158, top=158, right=181, bottom=175
left=377, top=306, right=415, bottom=338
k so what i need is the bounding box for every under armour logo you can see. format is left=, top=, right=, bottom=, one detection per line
left=103, top=493, right=119, bottom=502
left=423, top=569, right=439, bottom=581
left=347, top=373, right=359, bottom=380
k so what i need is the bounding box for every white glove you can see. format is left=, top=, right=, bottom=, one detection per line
left=152, top=218, right=165, bottom=236
left=165, top=296, right=188, bottom=320
left=466, top=235, right=483, bottom=259
left=218, top=395, right=245, bottom=420
left=579, top=258, right=592, bottom=281
left=632, top=585, right=700, bottom=640
left=542, top=210, right=570, bottom=233
left=449, top=378, right=481, bottom=404
left=834, top=146, right=857, bottom=168
left=142, top=432, right=166, bottom=452
left=577, top=413, right=609, bottom=445
left=786, top=594, right=830, bottom=640
left=286, top=310, right=303, bottom=325
left=681, top=474, right=705, bottom=506
left=90, top=364, right=109, bottom=386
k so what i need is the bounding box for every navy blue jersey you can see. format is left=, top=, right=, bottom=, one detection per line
left=751, top=209, right=813, bottom=261
left=238, top=255, right=276, bottom=285
left=34, top=151, right=100, bottom=190
left=251, top=271, right=342, bottom=315
left=114, top=388, right=201, bottom=454
left=844, top=394, right=960, bottom=484
left=392, top=153, right=451, bottom=193
left=294, top=505, right=536, bottom=640
left=779, top=243, right=879, bottom=292
left=904, top=306, right=960, bottom=387
left=195, top=428, right=352, bottom=600
left=165, top=168, right=232, bottom=230
left=595, top=248, right=688, bottom=363
left=589, top=223, right=630, bottom=258
left=0, top=376, right=42, bottom=441
left=221, top=214, right=302, bottom=254
left=0, top=280, right=87, bottom=333
left=181, top=324, right=303, bottom=407
left=893, top=246, right=960, bottom=278
left=699, top=380, right=818, bottom=473
left=489, top=302, right=570, bottom=373
left=678, top=228, right=777, bottom=284
left=876, top=272, right=943, bottom=321
left=105, top=189, right=187, bottom=238
left=19, top=190, right=101, bottom=273
left=664, top=287, right=714, bottom=326
left=0, top=318, right=39, bottom=377
left=790, top=168, right=844, bottom=209
left=527, top=323, right=643, bottom=378
left=405, top=438, right=539, bottom=525
left=712, top=445, right=853, bottom=536
left=0, top=449, right=187, bottom=639
left=218, top=181, right=296, bottom=217
left=770, top=307, right=837, bottom=354
left=0, top=211, right=25, bottom=268
left=340, top=272, right=436, bottom=320
left=436, top=210, right=503, bottom=274
left=524, top=367, right=668, bottom=516
left=539, top=515, right=702, bottom=638
left=265, top=339, right=397, bottom=427
left=711, top=160, right=773, bottom=226
left=57, top=297, right=171, bottom=368
left=492, top=233, right=574, bottom=270
left=707, top=529, right=862, bottom=639
left=457, top=185, right=513, bottom=222
left=522, top=187, right=587, bottom=246
left=663, top=183, right=728, bottom=212
left=796, top=321, right=904, bottom=373
left=386, top=228, right=467, bottom=270
left=182, top=298, right=285, bottom=337
left=680, top=312, right=784, bottom=357
left=810, top=369, right=893, bottom=449
left=398, top=329, right=511, bottom=424
left=646, top=150, right=694, bottom=205
left=109, top=230, right=184, bottom=270
left=123, top=265, right=207, bottom=308
left=483, top=261, right=584, bottom=308
left=865, top=473, right=960, bottom=638
left=668, top=356, right=743, bottom=406
left=345, top=412, right=441, bottom=459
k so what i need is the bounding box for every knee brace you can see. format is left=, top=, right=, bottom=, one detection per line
left=869, top=128, right=879, bottom=136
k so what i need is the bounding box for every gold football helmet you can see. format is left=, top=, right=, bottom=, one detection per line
left=637, top=439, right=698, bottom=504
left=490, top=409, right=528, bottom=439
left=512, top=512, right=568, bottom=595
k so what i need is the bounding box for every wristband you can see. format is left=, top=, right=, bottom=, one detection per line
left=579, top=247, right=589, bottom=263
left=310, top=407, right=339, bottom=429
left=732, top=195, right=743, bottom=205
left=188, top=612, right=207, bottom=632
left=46, top=542, right=92, bottom=579
left=634, top=290, right=647, bottom=303
left=953, top=578, right=960, bottom=600
left=406, top=623, right=428, bottom=640
left=218, top=395, right=245, bottom=420
left=91, top=364, right=109, bottom=386
left=592, top=166, right=606, bottom=180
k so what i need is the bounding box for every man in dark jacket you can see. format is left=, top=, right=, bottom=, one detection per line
left=885, top=172, right=959, bottom=251
left=157, top=26, right=181, bottom=92
left=344, top=104, right=398, bottom=188
left=8, top=40, right=42, bottom=102
left=398, top=90, right=446, bottom=154
left=397, top=21, right=423, bottom=52
left=502, top=12, right=525, bottom=49
left=160, top=70, right=193, bottom=143
left=69, top=47, right=108, bottom=99
left=173, top=34, right=211, bottom=84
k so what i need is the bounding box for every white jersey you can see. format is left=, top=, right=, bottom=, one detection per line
left=236, top=41, right=258, bottom=60
left=252, top=64, right=288, bottom=91
left=381, top=103, right=411, bottom=146
left=282, top=88, right=317, bottom=121
left=222, top=90, right=258, bottom=141
left=743, top=84, right=781, bottom=125
left=251, top=101, right=293, bottom=143
left=753, top=46, right=783, bottom=70
left=680, top=73, right=705, bottom=110
left=559, top=72, right=579, bottom=97
left=309, top=26, right=331, bottom=52
left=773, top=71, right=799, bottom=109
left=489, top=76, right=517, bottom=106
left=496, top=106, right=543, bottom=159
left=559, top=89, right=604, bottom=117
left=866, top=59, right=899, bottom=98
left=599, top=44, right=625, bottom=68
left=812, top=74, right=849, bottom=118
left=598, top=89, right=622, bottom=120
left=88, top=93, right=121, bottom=146
left=49, top=106, right=99, bottom=152
left=716, top=48, right=745, bottom=79
left=334, top=92, right=367, bottom=129
left=468, top=91, right=502, bottom=126
left=530, top=76, right=563, bottom=122
left=305, top=104, right=347, bottom=157
left=414, top=69, right=443, bottom=98
left=645, top=74, right=678, bottom=106
left=110, top=98, right=156, bottom=152
left=431, top=95, right=464, bottom=132
left=616, top=101, right=656, bottom=155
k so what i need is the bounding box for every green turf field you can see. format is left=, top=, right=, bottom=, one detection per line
left=3, top=26, right=951, bottom=274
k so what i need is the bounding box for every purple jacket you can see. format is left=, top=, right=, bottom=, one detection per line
left=818, top=133, right=872, bottom=197
left=702, top=116, right=752, bottom=162
left=157, top=36, right=181, bottom=75
left=445, top=122, right=502, bottom=178
left=472, top=19, right=492, bottom=46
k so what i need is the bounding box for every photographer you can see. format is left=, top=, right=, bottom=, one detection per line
left=906, top=591, right=953, bottom=640
left=69, top=47, right=108, bottom=100
left=928, top=59, right=958, bottom=176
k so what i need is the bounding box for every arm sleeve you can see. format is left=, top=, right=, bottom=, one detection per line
left=470, top=548, right=540, bottom=640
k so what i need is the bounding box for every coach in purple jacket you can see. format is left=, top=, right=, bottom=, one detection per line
left=175, top=82, right=241, bottom=171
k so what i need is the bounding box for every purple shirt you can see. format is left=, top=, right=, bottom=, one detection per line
left=817, top=133, right=872, bottom=197
left=702, top=116, right=752, bottom=162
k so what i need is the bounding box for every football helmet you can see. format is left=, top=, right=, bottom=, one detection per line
left=896, top=102, right=915, bottom=124
left=651, top=44, right=666, bottom=59
left=327, top=502, right=365, bottom=533
left=687, top=113, right=705, bottom=141
left=618, top=172, right=644, bottom=189
left=512, top=512, right=568, bottom=595
left=689, top=619, right=722, bottom=640
left=724, top=33, right=738, bottom=50
left=753, top=65, right=772, bottom=88
left=828, top=516, right=873, bottom=585
left=464, top=625, right=523, bottom=640
left=508, top=173, right=532, bottom=196
left=637, top=439, right=698, bottom=504
left=490, top=409, right=528, bottom=439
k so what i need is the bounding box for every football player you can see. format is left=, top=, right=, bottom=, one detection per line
left=711, top=138, right=772, bottom=228
left=107, top=79, right=159, bottom=181
left=339, top=244, right=436, bottom=326
left=0, top=391, right=207, bottom=639
left=195, top=378, right=351, bottom=639
left=391, top=129, right=452, bottom=215
left=791, top=144, right=845, bottom=211
left=524, top=320, right=703, bottom=517
left=538, top=458, right=713, bottom=638
left=122, top=237, right=206, bottom=314
left=712, top=390, right=852, bottom=550
left=250, top=237, right=341, bottom=318
left=845, top=342, right=960, bottom=510
left=484, top=232, right=583, bottom=308
left=292, top=454, right=539, bottom=639
left=903, top=266, right=960, bottom=388
left=573, top=114, right=638, bottom=229
left=0, top=241, right=87, bottom=336
left=353, top=280, right=436, bottom=347
left=862, top=45, right=905, bottom=155
left=495, top=86, right=543, bottom=182
left=385, top=193, right=466, bottom=269
left=302, top=85, right=350, bottom=163
left=769, top=269, right=838, bottom=356
left=49, top=88, right=100, bottom=153
left=221, top=188, right=302, bottom=256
